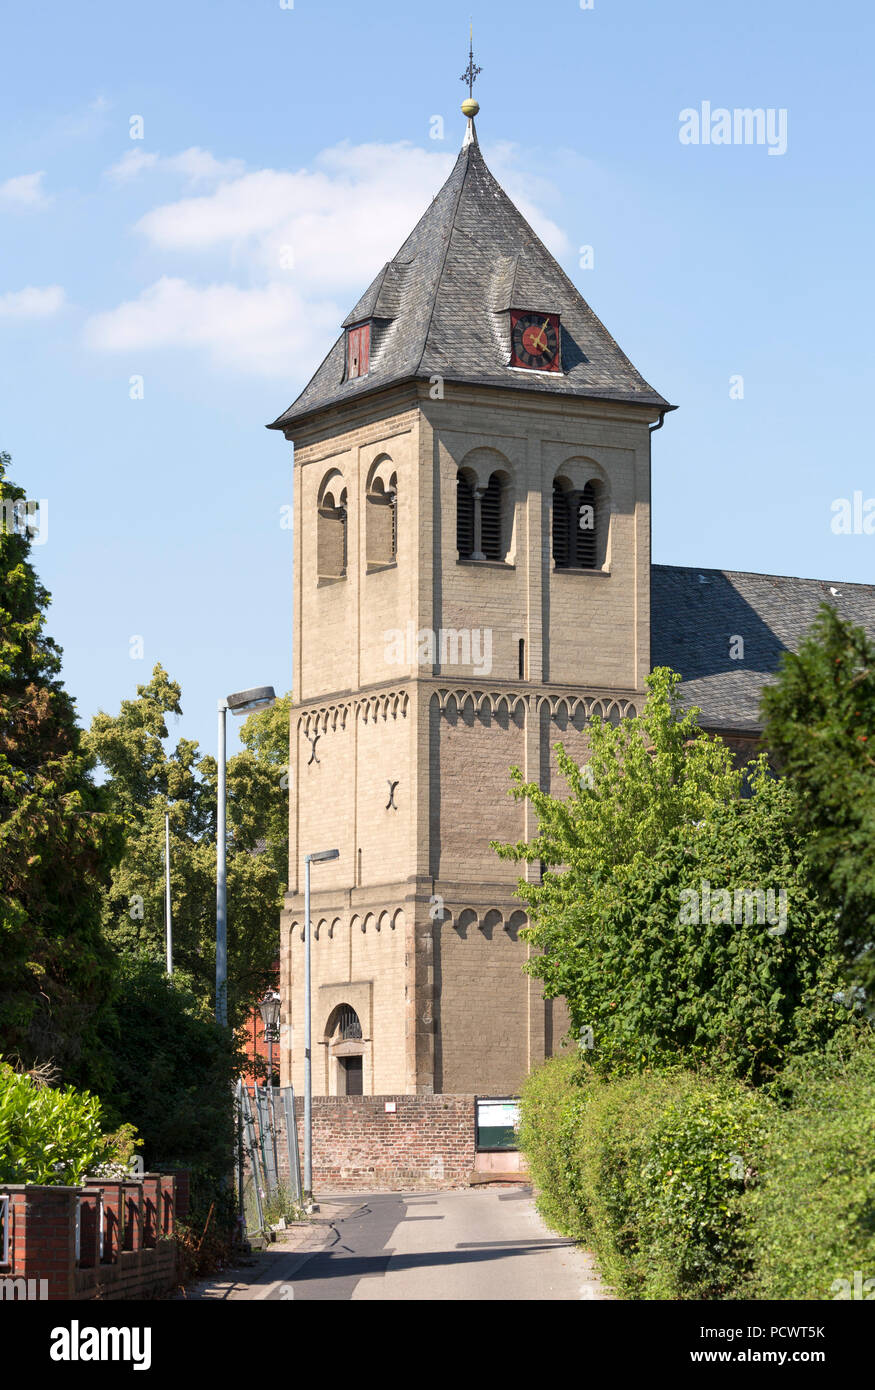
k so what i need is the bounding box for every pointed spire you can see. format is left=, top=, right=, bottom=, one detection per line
left=460, top=23, right=481, bottom=147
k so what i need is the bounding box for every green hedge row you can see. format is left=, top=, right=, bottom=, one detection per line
left=519, top=1036, right=875, bottom=1300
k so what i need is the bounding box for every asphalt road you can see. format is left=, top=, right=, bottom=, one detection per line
left=250, top=1188, right=610, bottom=1301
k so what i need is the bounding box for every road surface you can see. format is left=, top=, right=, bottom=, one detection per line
left=189, top=1187, right=611, bottom=1301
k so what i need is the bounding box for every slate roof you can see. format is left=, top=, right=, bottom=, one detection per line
left=651, top=565, right=875, bottom=733
left=268, top=124, right=669, bottom=431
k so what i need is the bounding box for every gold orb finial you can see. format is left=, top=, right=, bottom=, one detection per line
left=461, top=97, right=480, bottom=119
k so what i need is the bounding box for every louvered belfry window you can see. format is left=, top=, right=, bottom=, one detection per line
left=554, top=478, right=599, bottom=570
left=553, top=481, right=571, bottom=568
left=480, top=474, right=503, bottom=560
left=457, top=472, right=474, bottom=557
left=576, top=481, right=597, bottom=569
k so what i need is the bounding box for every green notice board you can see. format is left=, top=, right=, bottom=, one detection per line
left=476, top=1098, right=520, bottom=1151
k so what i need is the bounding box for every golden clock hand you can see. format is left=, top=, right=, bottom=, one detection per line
left=532, top=321, right=550, bottom=353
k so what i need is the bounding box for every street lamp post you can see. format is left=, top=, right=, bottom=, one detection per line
left=303, top=848, right=339, bottom=1199
left=216, top=685, right=276, bottom=1027
left=259, top=989, right=282, bottom=1185
left=164, top=810, right=173, bottom=975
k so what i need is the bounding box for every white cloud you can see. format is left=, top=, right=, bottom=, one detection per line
left=84, top=276, right=339, bottom=378
left=106, top=149, right=159, bottom=182
left=134, top=140, right=568, bottom=290
left=105, top=146, right=245, bottom=188
left=0, top=172, right=51, bottom=208
left=133, top=142, right=456, bottom=291
left=87, top=139, right=570, bottom=379
left=0, top=285, right=66, bottom=318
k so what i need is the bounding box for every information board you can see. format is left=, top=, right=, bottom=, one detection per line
left=475, top=1097, right=520, bottom=1151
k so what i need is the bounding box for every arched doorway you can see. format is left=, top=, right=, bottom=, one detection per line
left=325, top=1004, right=365, bottom=1096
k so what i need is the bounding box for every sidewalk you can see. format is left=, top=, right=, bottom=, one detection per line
left=177, top=1200, right=355, bottom=1301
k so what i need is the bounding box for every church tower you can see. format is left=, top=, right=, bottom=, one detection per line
left=268, top=87, right=670, bottom=1098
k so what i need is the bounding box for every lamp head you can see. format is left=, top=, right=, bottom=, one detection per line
left=226, top=685, right=276, bottom=716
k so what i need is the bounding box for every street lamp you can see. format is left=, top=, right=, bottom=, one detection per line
left=259, top=989, right=282, bottom=1183
left=216, top=685, right=276, bottom=1027
left=303, top=847, right=339, bottom=1199
left=258, top=989, right=281, bottom=1079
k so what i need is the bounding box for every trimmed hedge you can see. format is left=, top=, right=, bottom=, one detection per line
left=519, top=1057, right=772, bottom=1297
left=520, top=1038, right=875, bottom=1300
left=742, top=1036, right=875, bottom=1299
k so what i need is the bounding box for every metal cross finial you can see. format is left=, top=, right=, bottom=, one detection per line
left=460, top=24, right=481, bottom=98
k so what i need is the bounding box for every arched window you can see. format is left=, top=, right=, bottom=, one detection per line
left=317, top=475, right=347, bottom=580
left=457, top=468, right=511, bottom=563
left=553, top=475, right=604, bottom=570
left=366, top=463, right=397, bottom=570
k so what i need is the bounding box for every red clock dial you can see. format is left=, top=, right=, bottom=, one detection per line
left=510, top=310, right=561, bottom=371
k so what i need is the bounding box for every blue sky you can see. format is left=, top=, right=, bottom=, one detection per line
left=1, top=0, right=872, bottom=757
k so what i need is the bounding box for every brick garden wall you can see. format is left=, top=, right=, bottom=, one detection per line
left=0, top=1172, right=185, bottom=1301
left=255, top=1092, right=477, bottom=1191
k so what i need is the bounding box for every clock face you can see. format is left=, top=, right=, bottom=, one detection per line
left=510, top=310, right=561, bottom=371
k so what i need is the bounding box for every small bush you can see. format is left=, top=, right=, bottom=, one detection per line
left=262, top=1183, right=305, bottom=1228
left=0, top=1061, right=133, bottom=1184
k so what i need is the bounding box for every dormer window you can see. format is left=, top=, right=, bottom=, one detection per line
left=346, top=322, right=371, bottom=379
left=509, top=310, right=561, bottom=373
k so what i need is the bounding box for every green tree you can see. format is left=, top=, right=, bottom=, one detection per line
left=237, top=691, right=291, bottom=887
left=0, top=452, right=121, bottom=1087
left=494, top=668, right=848, bottom=1078
left=761, top=603, right=875, bottom=995
left=494, top=667, right=742, bottom=1005
left=85, top=668, right=288, bottom=1029
left=97, top=957, right=241, bottom=1206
